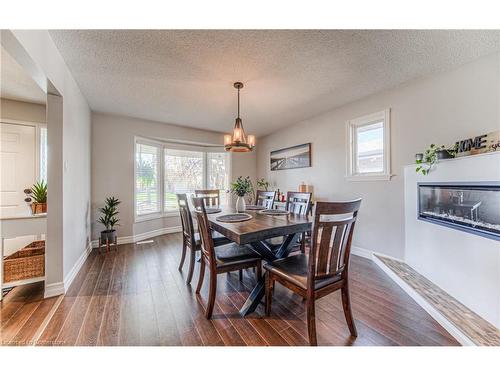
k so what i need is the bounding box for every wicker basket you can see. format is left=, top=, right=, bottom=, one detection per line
left=3, top=240, right=45, bottom=283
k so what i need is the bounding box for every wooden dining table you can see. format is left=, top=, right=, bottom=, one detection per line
left=207, top=209, right=312, bottom=316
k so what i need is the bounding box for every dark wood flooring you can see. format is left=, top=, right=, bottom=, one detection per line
left=1, top=233, right=459, bottom=346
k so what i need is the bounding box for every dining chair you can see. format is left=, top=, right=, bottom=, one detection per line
left=192, top=197, right=262, bottom=319
left=195, top=189, right=220, bottom=207
left=255, top=190, right=276, bottom=209
left=176, top=194, right=231, bottom=284
left=264, top=199, right=362, bottom=345
left=286, top=191, right=312, bottom=252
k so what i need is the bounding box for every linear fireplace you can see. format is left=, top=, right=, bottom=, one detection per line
left=418, top=182, right=500, bottom=241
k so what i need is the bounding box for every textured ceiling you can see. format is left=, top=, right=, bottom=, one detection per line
left=49, top=30, right=500, bottom=136
left=1, top=46, right=46, bottom=104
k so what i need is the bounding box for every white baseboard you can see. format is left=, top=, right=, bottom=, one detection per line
left=351, top=246, right=373, bottom=259
left=91, top=226, right=182, bottom=249
left=44, top=282, right=65, bottom=299
left=372, top=255, right=475, bottom=346
left=63, top=243, right=92, bottom=292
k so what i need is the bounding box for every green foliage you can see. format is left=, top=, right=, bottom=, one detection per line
left=137, top=159, right=155, bottom=188
left=415, top=143, right=458, bottom=176
left=230, top=176, right=254, bottom=197
left=256, top=178, right=270, bottom=191
left=98, top=196, right=121, bottom=231
left=30, top=180, right=47, bottom=203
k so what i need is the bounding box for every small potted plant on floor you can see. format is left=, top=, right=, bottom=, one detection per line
left=24, top=180, right=47, bottom=214
left=230, top=176, right=254, bottom=212
left=98, top=196, right=121, bottom=244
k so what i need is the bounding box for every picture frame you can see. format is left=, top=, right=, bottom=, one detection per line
left=270, top=143, right=311, bottom=171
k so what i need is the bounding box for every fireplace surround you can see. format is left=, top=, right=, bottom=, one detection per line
left=417, top=182, right=500, bottom=241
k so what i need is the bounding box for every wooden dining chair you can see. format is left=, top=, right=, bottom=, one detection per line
left=255, top=190, right=276, bottom=209
left=195, top=189, right=220, bottom=207
left=176, top=194, right=230, bottom=285
left=264, top=199, right=362, bottom=345
left=286, top=191, right=312, bottom=252
left=192, top=197, right=262, bottom=319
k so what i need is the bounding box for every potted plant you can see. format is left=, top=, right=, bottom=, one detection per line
left=416, top=144, right=458, bottom=175
left=98, top=196, right=121, bottom=244
left=230, top=176, right=254, bottom=212
left=256, top=178, right=271, bottom=191
left=24, top=180, right=47, bottom=214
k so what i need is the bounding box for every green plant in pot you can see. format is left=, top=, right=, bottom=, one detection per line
left=256, top=178, right=271, bottom=191
left=230, top=176, right=254, bottom=212
left=24, top=180, right=47, bottom=214
left=98, top=196, right=121, bottom=243
left=416, top=144, right=458, bottom=175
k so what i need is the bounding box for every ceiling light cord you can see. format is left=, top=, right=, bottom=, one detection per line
left=237, top=86, right=240, bottom=118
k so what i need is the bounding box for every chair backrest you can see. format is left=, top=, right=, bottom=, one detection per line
left=285, top=192, right=312, bottom=215
left=255, top=190, right=276, bottom=209
left=195, top=189, right=220, bottom=207
left=176, top=194, right=197, bottom=248
left=191, top=197, right=216, bottom=268
left=308, top=199, right=362, bottom=287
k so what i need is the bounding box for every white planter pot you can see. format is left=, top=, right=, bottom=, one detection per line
left=235, top=196, right=246, bottom=212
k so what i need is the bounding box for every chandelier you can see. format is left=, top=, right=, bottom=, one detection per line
left=224, top=82, right=255, bottom=152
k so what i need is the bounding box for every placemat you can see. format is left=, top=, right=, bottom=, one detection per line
left=259, top=209, right=289, bottom=216
left=216, top=213, right=252, bottom=223
left=205, top=208, right=222, bottom=214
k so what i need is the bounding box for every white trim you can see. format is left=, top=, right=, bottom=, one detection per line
left=63, top=243, right=92, bottom=292
left=44, top=282, right=65, bottom=299
left=350, top=245, right=374, bottom=259
left=91, top=226, right=182, bottom=248
left=372, top=255, right=475, bottom=346
left=345, top=108, right=392, bottom=181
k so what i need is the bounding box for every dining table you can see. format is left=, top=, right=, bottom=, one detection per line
left=206, top=208, right=312, bottom=316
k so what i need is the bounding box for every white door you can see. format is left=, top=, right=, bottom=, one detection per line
left=0, top=122, right=36, bottom=217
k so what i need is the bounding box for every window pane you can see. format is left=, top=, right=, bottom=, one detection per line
left=136, top=143, right=160, bottom=215
left=355, top=121, right=384, bottom=174
left=207, top=152, right=230, bottom=205
left=39, top=127, right=47, bottom=182
left=164, top=149, right=203, bottom=211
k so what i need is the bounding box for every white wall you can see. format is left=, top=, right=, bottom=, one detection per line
left=257, top=52, right=500, bottom=259
left=91, top=112, right=256, bottom=241
left=4, top=30, right=92, bottom=293
left=405, top=153, right=500, bottom=328
left=0, top=98, right=46, bottom=123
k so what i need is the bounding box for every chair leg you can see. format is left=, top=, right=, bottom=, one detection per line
left=186, top=248, right=196, bottom=285
left=256, top=262, right=262, bottom=280
left=238, top=269, right=243, bottom=281
left=341, top=284, right=358, bottom=337
left=265, top=273, right=272, bottom=316
left=195, top=259, right=205, bottom=294
left=300, top=233, right=306, bottom=253
left=306, top=297, right=317, bottom=346
left=178, top=237, right=187, bottom=270
left=205, top=270, right=217, bottom=319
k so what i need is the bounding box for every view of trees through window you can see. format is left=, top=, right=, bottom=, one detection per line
left=135, top=141, right=230, bottom=216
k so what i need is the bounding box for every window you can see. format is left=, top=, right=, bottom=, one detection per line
left=135, top=142, right=161, bottom=215
left=135, top=138, right=230, bottom=219
left=346, top=109, right=391, bottom=181
left=39, top=127, right=47, bottom=182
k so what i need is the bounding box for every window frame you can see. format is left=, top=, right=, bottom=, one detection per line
left=345, top=109, right=392, bottom=181
left=134, top=136, right=231, bottom=222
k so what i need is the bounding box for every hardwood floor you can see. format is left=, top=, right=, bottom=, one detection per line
left=1, top=233, right=459, bottom=346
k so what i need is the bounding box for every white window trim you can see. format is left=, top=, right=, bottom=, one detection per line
left=134, top=136, right=231, bottom=223
left=345, top=109, right=392, bottom=181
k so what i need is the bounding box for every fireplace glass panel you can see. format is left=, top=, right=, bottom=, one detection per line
left=418, top=183, right=500, bottom=240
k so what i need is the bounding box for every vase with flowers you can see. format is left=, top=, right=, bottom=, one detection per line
left=230, top=176, right=254, bottom=212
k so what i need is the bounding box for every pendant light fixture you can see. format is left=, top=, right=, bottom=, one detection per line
left=224, top=82, right=255, bottom=152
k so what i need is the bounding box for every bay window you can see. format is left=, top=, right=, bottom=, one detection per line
left=135, top=138, right=230, bottom=219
